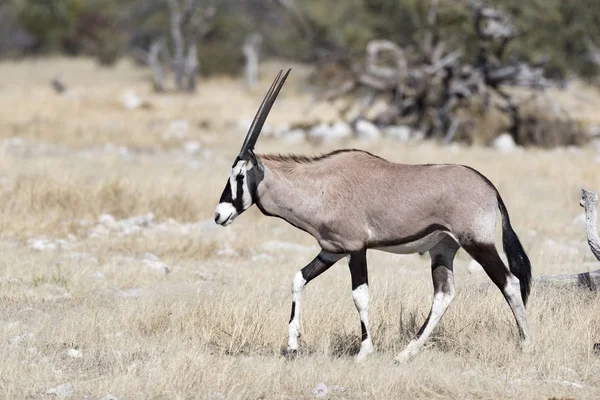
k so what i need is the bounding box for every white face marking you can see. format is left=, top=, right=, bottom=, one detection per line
left=214, top=203, right=237, bottom=226
left=215, top=160, right=257, bottom=226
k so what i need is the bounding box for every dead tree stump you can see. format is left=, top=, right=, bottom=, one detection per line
left=537, top=189, right=600, bottom=290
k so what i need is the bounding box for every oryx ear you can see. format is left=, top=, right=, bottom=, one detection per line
left=247, top=150, right=263, bottom=172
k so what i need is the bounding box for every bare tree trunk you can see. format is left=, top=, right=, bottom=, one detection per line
left=185, top=42, right=198, bottom=92
left=168, top=0, right=186, bottom=91
left=149, top=40, right=167, bottom=92
left=243, top=33, right=262, bottom=89
left=537, top=189, right=600, bottom=290
left=581, top=189, right=600, bottom=260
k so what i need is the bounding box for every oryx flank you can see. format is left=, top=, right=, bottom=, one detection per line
left=215, top=69, right=532, bottom=362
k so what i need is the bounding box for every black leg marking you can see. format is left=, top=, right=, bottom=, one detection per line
left=349, top=249, right=373, bottom=360
left=289, top=302, right=296, bottom=323
left=360, top=321, right=368, bottom=342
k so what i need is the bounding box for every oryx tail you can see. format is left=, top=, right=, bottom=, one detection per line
left=498, top=195, right=532, bottom=305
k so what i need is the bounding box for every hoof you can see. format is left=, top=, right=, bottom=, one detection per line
left=520, top=339, right=533, bottom=354
left=354, top=349, right=374, bottom=363
left=285, top=348, right=299, bottom=360
left=393, top=350, right=417, bottom=364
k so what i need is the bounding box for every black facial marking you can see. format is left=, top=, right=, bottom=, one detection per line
left=218, top=181, right=233, bottom=203
left=233, top=174, right=245, bottom=213
left=289, top=302, right=296, bottom=323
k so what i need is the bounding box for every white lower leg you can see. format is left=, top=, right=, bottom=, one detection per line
left=395, top=291, right=453, bottom=363
left=353, top=283, right=374, bottom=360
left=287, top=271, right=306, bottom=352
left=503, top=275, right=531, bottom=347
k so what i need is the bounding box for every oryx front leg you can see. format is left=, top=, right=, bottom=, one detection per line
left=349, top=249, right=374, bottom=361
left=287, top=250, right=343, bottom=357
left=395, top=237, right=459, bottom=363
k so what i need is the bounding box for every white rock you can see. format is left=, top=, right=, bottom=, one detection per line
left=312, top=383, right=344, bottom=398
left=142, top=253, right=169, bottom=275
left=66, top=348, right=82, bottom=358
left=98, top=214, right=116, bottom=226
left=492, top=133, right=517, bottom=153
left=121, top=90, right=143, bottom=110
left=329, top=122, right=352, bottom=139
left=29, top=238, right=56, bottom=251
left=274, top=123, right=291, bottom=137
left=383, top=125, right=411, bottom=141
left=309, top=123, right=332, bottom=140
left=312, top=383, right=329, bottom=398
left=46, top=383, right=74, bottom=398
left=281, top=129, right=306, bottom=144
left=183, top=140, right=202, bottom=154
left=163, top=119, right=189, bottom=141
left=355, top=120, right=381, bottom=141
left=101, top=395, right=119, bottom=400
left=588, top=124, right=600, bottom=137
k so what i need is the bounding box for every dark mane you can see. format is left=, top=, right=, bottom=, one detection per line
left=259, top=149, right=383, bottom=164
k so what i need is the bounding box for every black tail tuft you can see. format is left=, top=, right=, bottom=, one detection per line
left=497, top=195, right=532, bottom=305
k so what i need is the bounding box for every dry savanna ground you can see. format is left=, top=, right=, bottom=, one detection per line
left=0, top=58, right=599, bottom=399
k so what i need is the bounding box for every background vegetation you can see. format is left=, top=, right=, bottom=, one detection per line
left=1, top=0, right=599, bottom=80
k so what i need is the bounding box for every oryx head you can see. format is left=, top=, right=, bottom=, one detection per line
left=214, top=69, right=291, bottom=226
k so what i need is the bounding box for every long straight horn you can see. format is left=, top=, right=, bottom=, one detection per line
left=239, top=68, right=291, bottom=158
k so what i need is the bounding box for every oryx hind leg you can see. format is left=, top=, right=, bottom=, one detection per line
left=348, top=249, right=373, bottom=361
left=287, top=250, right=344, bottom=357
left=461, top=241, right=530, bottom=347
left=395, top=235, right=459, bottom=363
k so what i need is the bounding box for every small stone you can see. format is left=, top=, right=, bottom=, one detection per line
left=101, top=394, right=119, bottom=400
left=329, top=122, right=352, bottom=139
left=355, top=119, right=381, bottom=141
left=281, top=129, right=306, bottom=144
left=312, top=383, right=329, bottom=398
left=66, top=348, right=82, bottom=358
left=163, top=119, right=189, bottom=141
left=274, top=123, right=291, bottom=137
left=98, top=214, right=116, bottom=226
left=120, top=90, right=143, bottom=110
left=142, top=254, right=170, bottom=275
left=311, top=383, right=344, bottom=398
left=29, top=238, right=56, bottom=251
left=183, top=141, right=202, bottom=154
left=46, top=383, right=74, bottom=398
left=309, top=123, right=331, bottom=140
left=383, top=125, right=411, bottom=141
left=492, top=133, right=517, bottom=153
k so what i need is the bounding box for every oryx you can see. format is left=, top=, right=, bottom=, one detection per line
left=215, top=69, right=532, bottom=362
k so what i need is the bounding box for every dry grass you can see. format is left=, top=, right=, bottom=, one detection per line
left=0, top=58, right=599, bottom=399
